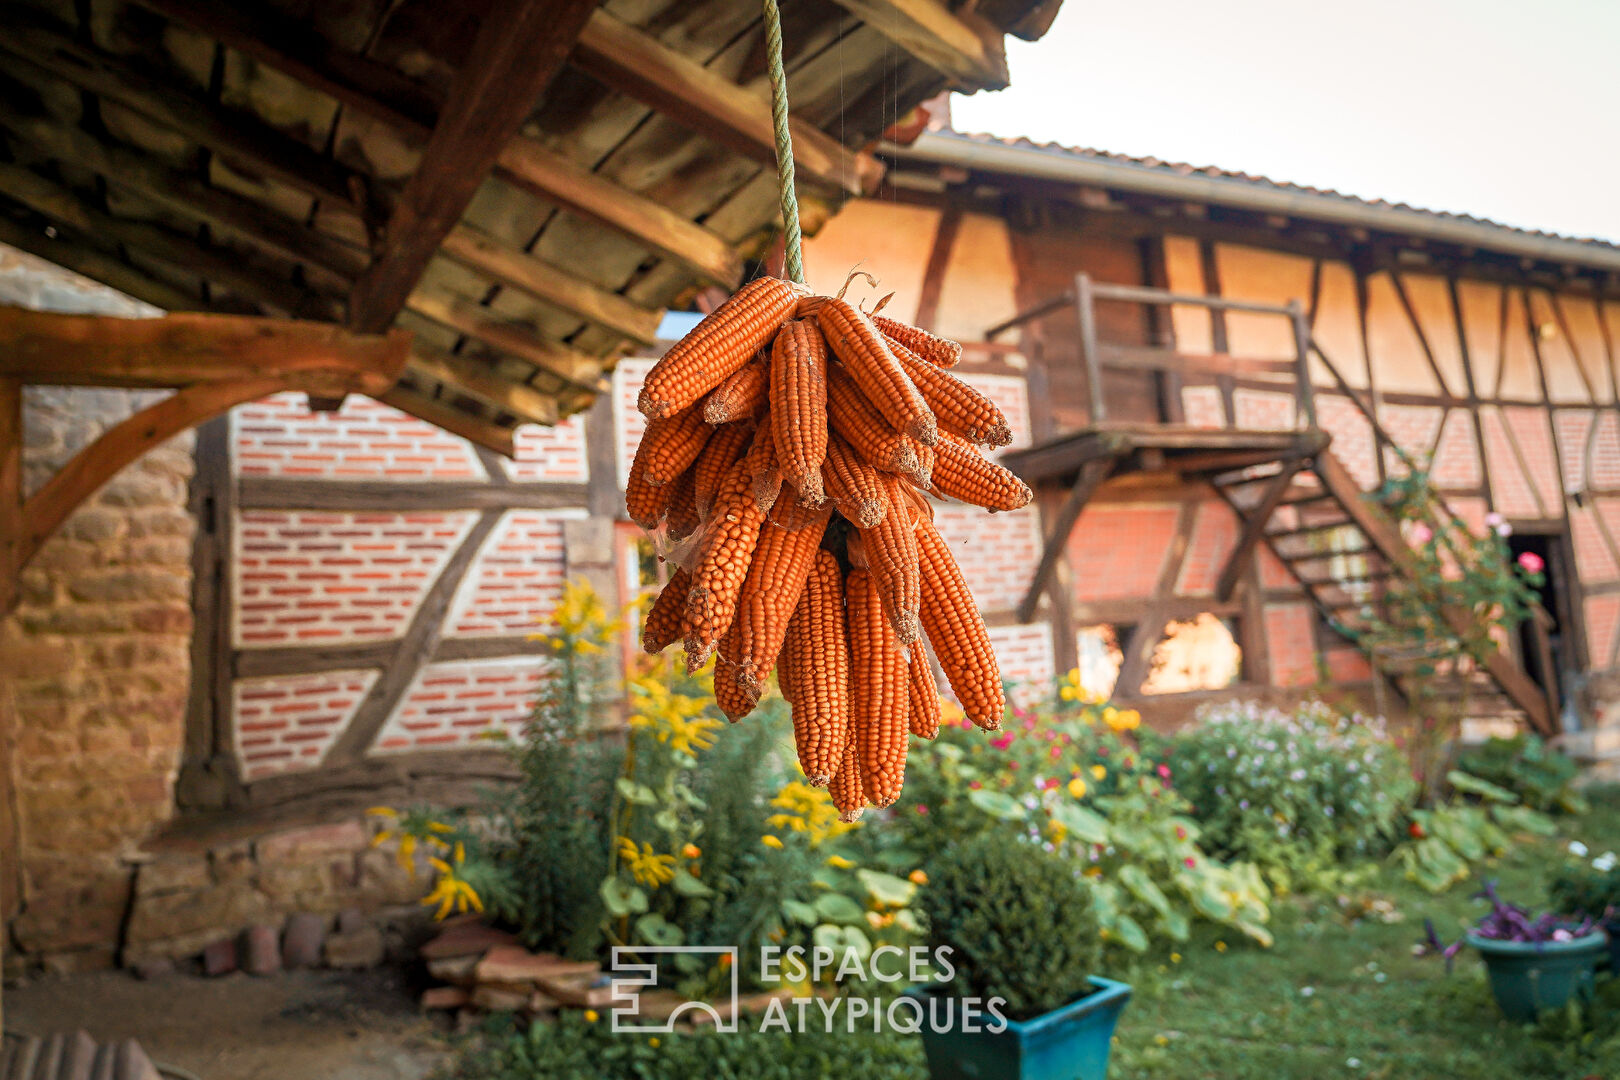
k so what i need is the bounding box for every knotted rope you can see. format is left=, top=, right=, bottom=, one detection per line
left=762, top=0, right=804, bottom=285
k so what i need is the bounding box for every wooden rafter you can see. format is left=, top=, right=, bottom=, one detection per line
left=379, top=386, right=516, bottom=458
left=0, top=216, right=214, bottom=315
left=405, top=352, right=560, bottom=427
left=571, top=9, right=883, bottom=198
left=405, top=293, right=603, bottom=390
left=1, top=379, right=20, bottom=615
left=828, top=0, right=1010, bottom=90
left=347, top=0, right=598, bottom=334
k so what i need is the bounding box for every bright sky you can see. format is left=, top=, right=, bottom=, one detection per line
left=951, top=0, right=1620, bottom=244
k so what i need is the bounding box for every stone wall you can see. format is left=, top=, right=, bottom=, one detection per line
left=1, top=245, right=195, bottom=971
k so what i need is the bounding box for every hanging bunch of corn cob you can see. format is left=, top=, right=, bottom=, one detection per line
left=629, top=275, right=1031, bottom=821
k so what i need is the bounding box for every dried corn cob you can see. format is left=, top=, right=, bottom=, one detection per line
left=932, top=431, right=1033, bottom=513
left=713, top=622, right=760, bottom=722
left=827, top=738, right=865, bottom=823
left=642, top=567, right=692, bottom=654
left=825, top=365, right=931, bottom=485
left=664, top=467, right=701, bottom=542
left=745, top=411, right=783, bottom=513
left=682, top=458, right=768, bottom=671
left=822, top=433, right=890, bottom=529
left=856, top=474, right=921, bottom=646
left=770, top=318, right=830, bottom=506
left=890, top=341, right=1010, bottom=447
left=734, top=504, right=831, bottom=690
left=874, top=313, right=963, bottom=369
left=795, top=295, right=828, bottom=320
left=817, top=298, right=937, bottom=446
left=907, top=641, right=941, bottom=740
left=776, top=627, right=797, bottom=705
left=625, top=454, right=669, bottom=530
left=636, top=405, right=712, bottom=487
left=783, top=550, right=850, bottom=787
left=639, top=277, right=805, bottom=419
left=703, top=355, right=769, bottom=424
left=692, top=419, right=754, bottom=519
left=846, top=567, right=908, bottom=807
left=917, top=519, right=1004, bottom=729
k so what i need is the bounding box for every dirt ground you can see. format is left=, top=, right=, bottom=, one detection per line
left=4, top=966, right=451, bottom=1080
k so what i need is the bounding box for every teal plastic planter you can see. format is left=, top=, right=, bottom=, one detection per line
left=1467, top=929, right=1608, bottom=1023
left=905, top=977, right=1131, bottom=1080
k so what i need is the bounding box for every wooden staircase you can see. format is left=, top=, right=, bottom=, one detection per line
left=1202, top=449, right=1552, bottom=733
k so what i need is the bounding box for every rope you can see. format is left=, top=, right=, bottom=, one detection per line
left=762, top=0, right=804, bottom=284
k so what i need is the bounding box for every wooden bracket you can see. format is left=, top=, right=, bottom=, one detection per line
left=1015, top=455, right=1116, bottom=624
left=1215, top=457, right=1308, bottom=602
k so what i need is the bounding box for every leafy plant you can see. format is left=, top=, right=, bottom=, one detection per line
left=1469, top=880, right=1600, bottom=943
left=1162, top=699, right=1416, bottom=890
left=918, top=835, right=1102, bottom=1021
left=1397, top=771, right=1556, bottom=893
left=1549, top=842, right=1620, bottom=921
left=1457, top=734, right=1587, bottom=815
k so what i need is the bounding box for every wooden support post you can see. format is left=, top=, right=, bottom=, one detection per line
left=1016, top=456, right=1115, bottom=624
left=1216, top=458, right=1307, bottom=602
left=0, top=379, right=20, bottom=616
left=1289, top=300, right=1317, bottom=429
left=347, top=0, right=598, bottom=335
left=1075, top=273, right=1105, bottom=425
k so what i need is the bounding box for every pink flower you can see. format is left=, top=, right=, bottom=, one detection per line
left=968, top=780, right=983, bottom=790
left=915, top=804, right=929, bottom=816
left=1409, top=522, right=1433, bottom=545
left=991, top=735, right=1014, bottom=750
left=1157, top=763, right=1172, bottom=780
left=1022, top=716, right=1037, bottom=731
left=1049, top=745, right=1063, bottom=760
left=1184, top=856, right=1196, bottom=869
left=1175, top=825, right=1188, bottom=840
left=1043, top=778, right=1060, bottom=790
left=1518, top=551, right=1545, bottom=574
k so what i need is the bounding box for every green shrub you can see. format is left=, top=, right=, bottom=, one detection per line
left=1166, top=699, right=1417, bottom=888
left=1456, top=734, right=1586, bottom=814
left=454, top=1013, right=927, bottom=1080
left=1550, top=843, right=1620, bottom=919
left=918, top=836, right=1102, bottom=1020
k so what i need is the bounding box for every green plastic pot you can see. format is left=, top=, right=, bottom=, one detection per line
left=1467, top=929, right=1608, bottom=1023
left=904, top=977, right=1131, bottom=1080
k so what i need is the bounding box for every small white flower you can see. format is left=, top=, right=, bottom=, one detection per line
left=1300, top=986, right=1316, bottom=997
left=1594, top=852, right=1617, bottom=872
left=1347, top=1058, right=1362, bottom=1069
left=1570, top=841, right=1591, bottom=857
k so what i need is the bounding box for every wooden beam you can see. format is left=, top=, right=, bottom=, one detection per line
left=439, top=225, right=661, bottom=347
left=0, top=17, right=367, bottom=212
left=827, top=0, right=1010, bottom=90
left=406, top=293, right=603, bottom=389
left=19, top=375, right=294, bottom=571
left=571, top=10, right=882, bottom=198
left=406, top=350, right=560, bottom=426
left=1016, top=456, right=1116, bottom=623
left=0, top=215, right=211, bottom=314
left=1216, top=458, right=1307, bottom=601
left=239, top=476, right=585, bottom=511
left=378, top=386, right=517, bottom=458
left=495, top=138, right=744, bottom=288
left=913, top=200, right=963, bottom=331
left=347, top=0, right=598, bottom=333
left=1, top=379, right=20, bottom=615
left=0, top=114, right=369, bottom=282
left=0, top=306, right=410, bottom=396
left=0, top=162, right=338, bottom=319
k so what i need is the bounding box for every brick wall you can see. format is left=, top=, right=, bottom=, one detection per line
left=0, top=246, right=196, bottom=968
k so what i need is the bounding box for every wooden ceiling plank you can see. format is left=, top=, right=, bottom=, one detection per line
left=406, top=351, right=559, bottom=426
left=0, top=162, right=337, bottom=319
left=126, top=0, right=440, bottom=138
left=405, top=292, right=603, bottom=389
left=347, top=0, right=600, bottom=334
left=0, top=215, right=212, bottom=313
left=571, top=10, right=883, bottom=198
left=0, top=17, right=366, bottom=211
left=440, top=224, right=661, bottom=347
left=379, top=386, right=517, bottom=457
left=0, top=305, right=411, bottom=397
left=827, top=0, right=1010, bottom=90
left=0, top=116, right=368, bottom=284
left=495, top=139, right=743, bottom=288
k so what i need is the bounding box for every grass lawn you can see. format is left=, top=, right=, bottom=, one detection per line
left=1109, top=789, right=1620, bottom=1080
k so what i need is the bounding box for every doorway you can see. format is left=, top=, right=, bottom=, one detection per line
left=1506, top=529, right=1577, bottom=724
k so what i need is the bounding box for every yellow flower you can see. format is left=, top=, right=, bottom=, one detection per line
left=617, top=837, right=676, bottom=887
left=535, top=579, right=624, bottom=653
left=1083, top=866, right=1103, bottom=878
left=681, top=843, right=702, bottom=859
left=1090, top=764, right=1108, bottom=781
left=1067, top=777, right=1088, bottom=799
left=767, top=781, right=853, bottom=846
left=826, top=855, right=856, bottom=870
left=761, top=835, right=784, bottom=850
left=419, top=863, right=484, bottom=920
left=584, top=1010, right=599, bottom=1023
left=1105, top=708, right=1141, bottom=733
left=628, top=675, right=722, bottom=755
left=1155, top=1034, right=1170, bottom=1047
left=908, top=869, right=928, bottom=886
left=649, top=1038, right=660, bottom=1048
left=1170, top=952, right=1182, bottom=964
left=1215, top=941, right=1228, bottom=953
left=366, top=806, right=397, bottom=818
